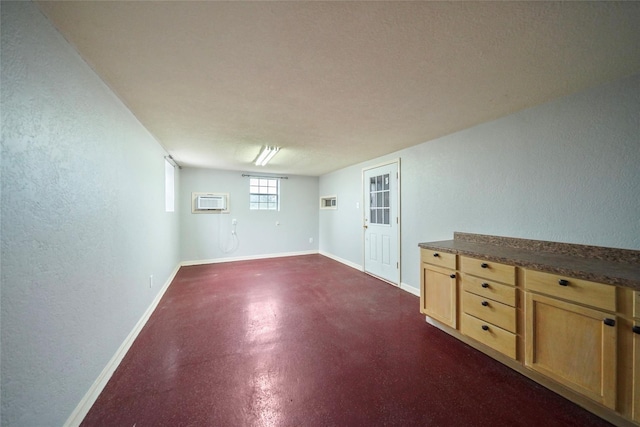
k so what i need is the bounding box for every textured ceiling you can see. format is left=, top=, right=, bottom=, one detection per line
left=37, top=1, right=640, bottom=176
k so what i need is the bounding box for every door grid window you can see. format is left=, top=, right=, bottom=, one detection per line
left=369, top=174, right=390, bottom=225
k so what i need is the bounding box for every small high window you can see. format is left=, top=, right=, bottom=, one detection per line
left=249, top=178, right=279, bottom=210
left=320, top=195, right=337, bottom=210
left=165, top=159, right=175, bottom=212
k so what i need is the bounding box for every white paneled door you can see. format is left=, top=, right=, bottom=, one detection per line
left=363, top=161, right=399, bottom=285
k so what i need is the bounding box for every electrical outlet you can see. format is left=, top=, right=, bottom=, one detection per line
left=232, top=218, right=237, bottom=225
left=309, top=237, right=314, bottom=244
left=149, top=275, right=153, bottom=288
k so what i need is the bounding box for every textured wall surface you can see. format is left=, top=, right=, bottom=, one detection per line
left=319, top=73, right=640, bottom=292
left=1, top=2, right=181, bottom=425
left=0, top=1, right=3, bottom=411
left=180, top=168, right=319, bottom=262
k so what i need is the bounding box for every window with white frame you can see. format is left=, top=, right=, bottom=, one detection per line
left=249, top=178, right=279, bottom=210
left=165, top=159, right=175, bottom=212
left=320, top=195, right=337, bottom=209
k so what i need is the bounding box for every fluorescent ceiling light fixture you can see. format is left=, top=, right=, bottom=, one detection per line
left=254, top=146, right=280, bottom=166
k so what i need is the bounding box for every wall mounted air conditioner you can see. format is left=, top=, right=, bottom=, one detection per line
left=197, top=195, right=227, bottom=210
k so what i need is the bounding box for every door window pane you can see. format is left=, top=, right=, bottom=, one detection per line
left=368, top=173, right=392, bottom=225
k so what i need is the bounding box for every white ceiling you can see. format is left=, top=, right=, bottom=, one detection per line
left=37, top=1, right=640, bottom=176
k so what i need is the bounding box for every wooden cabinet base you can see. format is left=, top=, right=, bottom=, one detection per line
left=425, top=316, right=637, bottom=427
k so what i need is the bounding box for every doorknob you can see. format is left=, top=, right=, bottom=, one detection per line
left=363, top=225, right=368, bottom=229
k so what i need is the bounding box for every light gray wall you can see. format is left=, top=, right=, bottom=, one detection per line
left=319, top=158, right=397, bottom=267
left=180, top=168, right=319, bottom=262
left=0, top=1, right=3, bottom=411
left=320, top=73, right=640, bottom=293
left=1, top=2, right=181, bottom=426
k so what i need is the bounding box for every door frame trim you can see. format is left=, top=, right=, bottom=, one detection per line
left=361, top=158, right=401, bottom=286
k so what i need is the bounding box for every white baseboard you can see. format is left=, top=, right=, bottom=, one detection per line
left=400, top=282, right=420, bottom=297
left=318, top=250, right=363, bottom=271
left=319, top=252, right=419, bottom=297
left=63, top=263, right=181, bottom=427
left=181, top=250, right=319, bottom=267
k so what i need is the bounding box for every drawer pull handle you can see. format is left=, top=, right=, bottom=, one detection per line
left=633, top=326, right=640, bottom=334
left=558, top=279, right=569, bottom=286
left=449, top=274, right=456, bottom=279
left=481, top=301, right=489, bottom=307
left=603, top=318, right=616, bottom=327
left=433, top=253, right=440, bottom=257
left=481, top=325, right=489, bottom=331
left=481, top=283, right=489, bottom=288
left=481, top=263, right=489, bottom=269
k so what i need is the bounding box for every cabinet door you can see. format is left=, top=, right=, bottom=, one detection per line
left=634, top=320, right=640, bottom=422
left=525, top=292, right=617, bottom=409
left=421, top=264, right=457, bottom=328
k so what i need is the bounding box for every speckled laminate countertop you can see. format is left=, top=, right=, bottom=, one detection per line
left=418, top=232, right=640, bottom=291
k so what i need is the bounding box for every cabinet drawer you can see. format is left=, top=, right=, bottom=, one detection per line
left=462, top=291, right=516, bottom=333
left=421, top=249, right=456, bottom=270
left=461, top=313, right=516, bottom=359
left=460, top=256, right=515, bottom=285
left=525, top=269, right=616, bottom=312
left=462, top=275, right=516, bottom=307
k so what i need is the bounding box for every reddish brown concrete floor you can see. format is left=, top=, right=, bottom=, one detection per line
left=82, top=255, right=612, bottom=426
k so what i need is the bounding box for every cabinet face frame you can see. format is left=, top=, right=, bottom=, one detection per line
left=421, top=264, right=457, bottom=328
left=525, top=292, right=617, bottom=409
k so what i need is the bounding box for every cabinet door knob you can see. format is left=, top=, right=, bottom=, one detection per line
left=481, top=301, right=489, bottom=307
left=558, top=279, right=569, bottom=286
left=481, top=263, right=489, bottom=269
left=481, top=325, right=489, bottom=331
left=449, top=274, right=456, bottom=279
left=481, top=283, right=489, bottom=288
left=633, top=325, right=640, bottom=334
left=433, top=253, right=440, bottom=257
left=603, top=318, right=616, bottom=327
